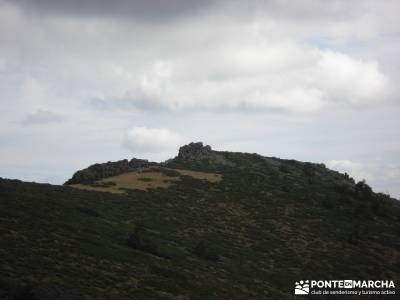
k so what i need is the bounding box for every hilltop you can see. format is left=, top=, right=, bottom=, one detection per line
left=0, top=142, right=399, bottom=299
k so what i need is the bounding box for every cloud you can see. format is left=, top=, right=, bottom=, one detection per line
left=0, top=0, right=395, bottom=115
left=384, top=166, right=400, bottom=180
left=326, top=159, right=373, bottom=182
left=8, top=0, right=218, bottom=22
left=22, top=109, right=65, bottom=125
left=326, top=159, right=400, bottom=198
left=1, top=0, right=395, bottom=115
left=122, top=126, right=187, bottom=153
left=126, top=45, right=389, bottom=113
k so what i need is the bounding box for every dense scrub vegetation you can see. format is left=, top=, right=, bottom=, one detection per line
left=0, top=145, right=399, bottom=299
left=65, top=158, right=152, bottom=185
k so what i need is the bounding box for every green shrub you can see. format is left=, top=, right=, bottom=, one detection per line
left=279, top=165, right=290, bottom=174
left=137, top=177, right=152, bottom=182
left=355, top=180, right=373, bottom=201
left=353, top=204, right=373, bottom=220
left=303, top=163, right=316, bottom=177
left=13, top=284, right=37, bottom=300
left=322, top=197, right=334, bottom=209
left=88, top=181, right=116, bottom=188
left=192, top=241, right=219, bottom=261
left=126, top=227, right=169, bottom=259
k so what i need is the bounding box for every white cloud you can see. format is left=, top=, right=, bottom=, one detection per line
left=326, top=159, right=400, bottom=198
left=326, top=159, right=373, bottom=182
left=0, top=1, right=393, bottom=115
left=315, top=50, right=389, bottom=105
left=326, top=159, right=375, bottom=182
left=123, top=126, right=187, bottom=153
left=132, top=44, right=389, bottom=112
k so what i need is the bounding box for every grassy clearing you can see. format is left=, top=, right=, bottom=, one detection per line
left=70, top=168, right=222, bottom=194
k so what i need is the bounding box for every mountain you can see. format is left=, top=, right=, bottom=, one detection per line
left=0, top=142, right=399, bottom=299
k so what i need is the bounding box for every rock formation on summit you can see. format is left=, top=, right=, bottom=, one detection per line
left=177, top=142, right=213, bottom=160
left=65, top=142, right=234, bottom=185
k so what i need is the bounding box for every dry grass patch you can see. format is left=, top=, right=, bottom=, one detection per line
left=174, top=169, right=222, bottom=182
left=70, top=184, right=126, bottom=194
left=70, top=168, right=222, bottom=194
left=71, top=171, right=178, bottom=193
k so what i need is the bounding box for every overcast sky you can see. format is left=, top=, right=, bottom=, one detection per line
left=1, top=0, right=399, bottom=198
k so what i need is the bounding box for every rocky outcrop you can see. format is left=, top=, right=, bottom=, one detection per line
left=175, top=142, right=235, bottom=167
left=177, top=142, right=213, bottom=161
left=65, top=158, right=150, bottom=185
left=66, top=142, right=232, bottom=185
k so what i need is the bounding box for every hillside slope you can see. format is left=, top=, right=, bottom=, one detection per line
left=0, top=143, right=399, bottom=299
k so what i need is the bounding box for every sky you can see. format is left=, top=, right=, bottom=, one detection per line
left=0, top=0, right=399, bottom=198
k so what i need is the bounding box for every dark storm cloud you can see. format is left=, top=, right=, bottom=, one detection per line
left=8, top=0, right=219, bottom=22
left=7, top=1, right=394, bottom=26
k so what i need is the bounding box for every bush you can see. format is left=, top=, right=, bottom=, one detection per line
left=137, top=177, right=153, bottom=182
left=279, top=165, right=290, bottom=174
left=334, top=183, right=354, bottom=196
left=347, top=227, right=361, bottom=245
left=322, top=197, right=334, bottom=209
left=303, top=163, right=316, bottom=177
left=355, top=180, right=373, bottom=201
left=343, top=172, right=355, bottom=183
left=126, top=227, right=169, bottom=259
left=141, top=168, right=180, bottom=177
left=353, top=204, right=373, bottom=220
left=192, top=241, right=219, bottom=261
left=338, top=195, right=352, bottom=204
left=126, top=227, right=144, bottom=249
left=88, top=181, right=116, bottom=188
left=13, top=284, right=36, bottom=300
left=370, top=193, right=391, bottom=217
left=77, top=207, right=100, bottom=217
left=159, top=169, right=181, bottom=177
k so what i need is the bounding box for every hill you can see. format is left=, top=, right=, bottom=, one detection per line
left=0, top=142, right=399, bottom=299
